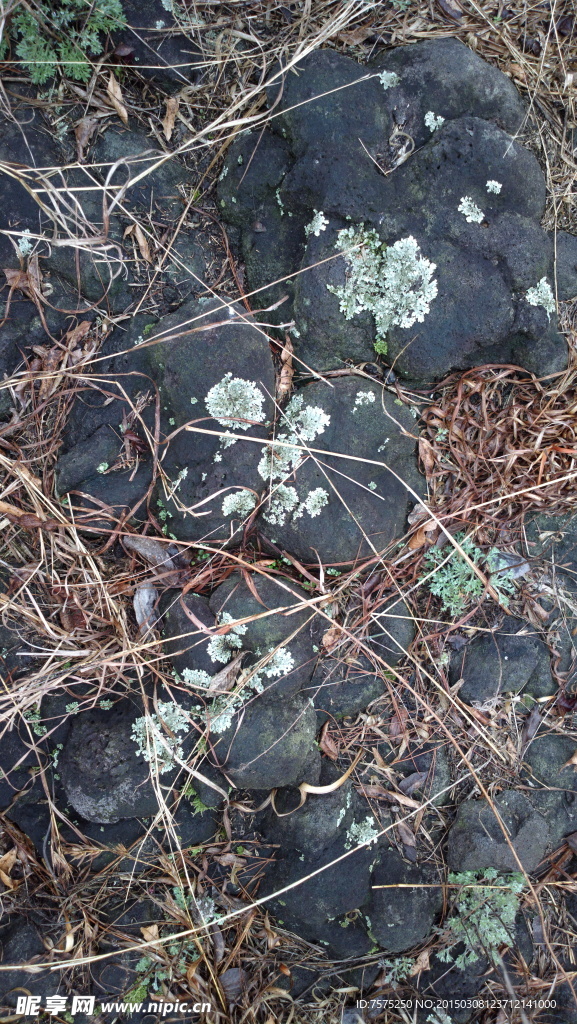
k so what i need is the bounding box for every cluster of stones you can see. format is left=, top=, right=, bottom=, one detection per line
left=2, top=13, right=577, bottom=1014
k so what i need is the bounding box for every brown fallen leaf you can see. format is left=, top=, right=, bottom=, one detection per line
left=566, top=831, right=577, bottom=854
left=163, top=95, right=180, bottom=142
left=277, top=335, right=294, bottom=401
left=321, top=624, right=343, bottom=652
left=398, top=771, right=427, bottom=796
left=124, top=222, right=152, bottom=263
left=389, top=706, right=408, bottom=743
left=409, top=948, right=430, bottom=975
left=319, top=721, right=339, bottom=761
left=107, top=72, right=128, bottom=125
left=521, top=705, right=542, bottom=747
left=207, top=652, right=245, bottom=695
left=219, top=967, right=247, bottom=1006
left=437, top=0, right=462, bottom=19
left=133, top=583, right=157, bottom=633
left=0, top=848, right=19, bottom=889
left=355, top=783, right=421, bottom=809
left=396, top=820, right=416, bottom=847
left=408, top=519, right=437, bottom=550
left=418, top=437, right=436, bottom=476
left=140, top=924, right=159, bottom=943
left=74, top=117, right=98, bottom=162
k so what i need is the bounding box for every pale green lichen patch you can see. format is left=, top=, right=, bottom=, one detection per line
left=346, top=816, right=380, bottom=848
left=526, top=276, right=555, bottom=318
left=328, top=226, right=438, bottom=354
left=131, top=701, right=189, bottom=774
left=378, top=70, right=399, bottom=90
left=424, top=110, right=445, bottom=131
left=207, top=612, right=248, bottom=664
left=305, top=210, right=329, bottom=237
left=458, top=196, right=485, bottom=224
left=222, top=489, right=257, bottom=518
left=205, top=373, right=266, bottom=438
left=486, top=179, right=502, bottom=193
left=353, top=390, right=376, bottom=412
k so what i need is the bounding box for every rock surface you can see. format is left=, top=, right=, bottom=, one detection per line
left=367, top=848, right=443, bottom=952
left=218, top=41, right=566, bottom=381
left=449, top=615, right=555, bottom=705
left=447, top=790, right=549, bottom=873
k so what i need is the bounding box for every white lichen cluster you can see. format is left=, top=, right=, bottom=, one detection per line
left=222, top=489, right=257, bottom=518
left=257, top=394, right=331, bottom=526
left=17, top=229, right=34, bottom=256
left=345, top=816, right=380, bottom=849
left=353, top=390, right=376, bottom=412
left=329, top=226, right=438, bottom=354
left=305, top=210, right=329, bottom=237
left=424, top=111, right=445, bottom=132
left=526, top=276, right=555, bottom=318
left=458, top=196, right=485, bottom=224
left=486, top=179, right=502, bottom=194
left=378, top=70, right=399, bottom=90
left=183, top=646, right=295, bottom=733
left=205, top=374, right=266, bottom=442
left=207, top=612, right=247, bottom=664
left=131, top=701, right=190, bottom=774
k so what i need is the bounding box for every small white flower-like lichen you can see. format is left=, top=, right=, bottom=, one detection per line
left=262, top=484, right=300, bottom=526
left=131, top=701, right=189, bottom=774
left=96, top=462, right=109, bottom=474
left=190, top=396, right=198, bottom=405
left=207, top=612, right=247, bottom=664
left=328, top=226, right=438, bottom=354
left=424, top=111, right=445, bottom=132
left=219, top=165, right=228, bottom=181
left=297, top=487, right=329, bottom=519
left=262, top=646, right=294, bottom=678
left=353, top=390, right=376, bottom=412
left=486, top=179, right=502, bottom=194
left=305, top=210, right=329, bottom=237
left=458, top=196, right=485, bottom=224
left=222, top=489, right=256, bottom=518
left=155, top=19, right=165, bottom=29
left=346, top=816, right=380, bottom=849
left=526, top=277, right=556, bottom=318
left=205, top=373, right=266, bottom=434
left=258, top=394, right=330, bottom=482
left=17, top=229, right=33, bottom=256
left=368, top=481, right=377, bottom=491
left=182, top=668, right=212, bottom=690
left=378, top=70, right=399, bottom=90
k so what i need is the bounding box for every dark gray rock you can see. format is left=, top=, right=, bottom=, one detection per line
left=257, top=763, right=367, bottom=856
left=0, top=729, right=39, bottom=812
left=523, top=733, right=577, bottom=849
left=259, top=833, right=374, bottom=947
left=415, top=950, right=489, bottom=1024
left=367, top=849, right=443, bottom=953
left=60, top=702, right=161, bottom=823
left=214, top=693, right=320, bottom=791
left=447, top=790, right=549, bottom=873
left=161, top=590, right=217, bottom=679
left=449, top=615, right=555, bottom=705
left=219, top=43, right=566, bottom=382
left=56, top=424, right=126, bottom=495
left=0, top=917, right=59, bottom=1009
left=91, top=124, right=191, bottom=219
left=369, top=592, right=416, bottom=666
left=209, top=572, right=321, bottom=698
left=148, top=296, right=276, bottom=545
left=309, top=653, right=385, bottom=722
left=375, top=740, right=452, bottom=808
left=371, top=37, right=527, bottom=143
left=259, top=376, right=423, bottom=563
left=554, top=230, right=577, bottom=300
left=115, top=0, right=204, bottom=92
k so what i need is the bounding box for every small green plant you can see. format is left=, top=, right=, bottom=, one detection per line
left=379, top=956, right=413, bottom=988
left=422, top=533, right=517, bottom=616
left=438, top=868, right=525, bottom=968
left=1, top=0, right=126, bottom=84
